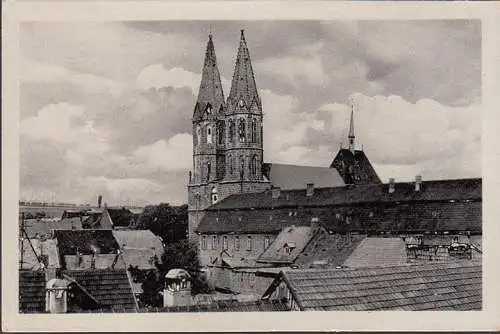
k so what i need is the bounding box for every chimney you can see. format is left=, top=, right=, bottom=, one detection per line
left=98, top=195, right=102, bottom=209
left=388, top=178, right=395, bottom=194
left=271, top=187, right=281, bottom=199
left=90, top=252, right=96, bottom=269
left=306, top=183, right=314, bottom=197
left=415, top=175, right=422, bottom=192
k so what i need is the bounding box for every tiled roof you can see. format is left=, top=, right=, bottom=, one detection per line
left=197, top=200, right=481, bottom=234
left=54, top=230, right=120, bottom=256
left=262, top=163, right=345, bottom=190
left=19, top=270, right=46, bottom=313
left=330, top=149, right=382, bottom=185
left=112, top=230, right=163, bottom=270
left=294, top=231, right=365, bottom=269
left=343, top=237, right=407, bottom=268
left=265, top=262, right=482, bottom=311
left=63, top=269, right=137, bottom=311
left=257, top=226, right=315, bottom=264
left=206, top=178, right=481, bottom=211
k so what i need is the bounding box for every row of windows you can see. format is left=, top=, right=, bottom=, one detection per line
left=200, top=235, right=271, bottom=252
left=199, top=154, right=260, bottom=182
left=195, top=118, right=261, bottom=146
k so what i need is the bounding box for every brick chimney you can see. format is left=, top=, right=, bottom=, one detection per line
left=388, top=178, right=395, bottom=194
left=271, top=186, right=281, bottom=199
left=415, top=175, right=422, bottom=192
left=306, top=183, right=314, bottom=197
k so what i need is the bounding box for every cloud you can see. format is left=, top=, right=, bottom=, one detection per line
left=21, top=58, right=125, bottom=97
left=136, top=65, right=201, bottom=94
left=131, top=134, right=193, bottom=172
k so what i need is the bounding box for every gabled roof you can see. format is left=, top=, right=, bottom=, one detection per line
left=113, top=230, right=164, bottom=270
left=343, top=237, right=407, bottom=268
left=257, top=226, right=315, bottom=264
left=331, top=149, right=382, bottom=185
left=294, top=231, right=366, bottom=269
left=262, top=163, right=345, bottom=190
left=19, top=238, right=60, bottom=270
left=63, top=269, right=137, bottom=311
left=263, top=261, right=482, bottom=311
left=19, top=270, right=46, bottom=313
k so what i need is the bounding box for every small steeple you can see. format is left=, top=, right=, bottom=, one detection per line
left=194, top=33, right=225, bottom=120
left=348, top=99, right=355, bottom=154
left=228, top=29, right=260, bottom=109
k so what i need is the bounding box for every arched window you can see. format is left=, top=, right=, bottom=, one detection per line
left=251, top=119, right=257, bottom=143
left=238, top=119, right=246, bottom=143
left=206, top=126, right=212, bottom=144
left=229, top=120, right=235, bottom=142
left=234, top=236, right=240, bottom=251
left=223, top=236, right=228, bottom=250
left=240, top=156, right=245, bottom=179
left=217, top=120, right=225, bottom=145
left=211, top=187, right=218, bottom=204
left=246, top=236, right=252, bottom=251
left=207, top=161, right=211, bottom=181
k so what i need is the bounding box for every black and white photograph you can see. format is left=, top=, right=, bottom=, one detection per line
left=3, top=1, right=500, bottom=332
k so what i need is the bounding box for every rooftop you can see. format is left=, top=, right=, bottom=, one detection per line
left=19, top=270, right=46, bottom=313
left=263, top=261, right=482, bottom=311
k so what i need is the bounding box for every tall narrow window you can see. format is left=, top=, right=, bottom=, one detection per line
left=240, top=156, right=245, bottom=179
left=250, top=155, right=257, bottom=176
left=235, top=236, right=240, bottom=251
left=229, top=120, right=235, bottom=142
left=223, top=236, right=228, bottom=250
left=247, top=236, right=252, bottom=251
left=217, top=120, right=225, bottom=145
left=228, top=155, right=233, bottom=175
left=201, top=236, right=207, bottom=250
left=207, top=161, right=211, bottom=181
left=212, top=235, right=217, bottom=250
left=251, top=119, right=257, bottom=143
left=238, top=119, right=246, bottom=143
left=196, top=126, right=201, bottom=145
left=207, top=126, right=212, bottom=144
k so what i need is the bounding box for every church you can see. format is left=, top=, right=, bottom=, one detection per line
left=187, top=31, right=481, bottom=299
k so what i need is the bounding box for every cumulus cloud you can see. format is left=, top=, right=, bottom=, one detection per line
left=21, top=58, right=125, bottom=97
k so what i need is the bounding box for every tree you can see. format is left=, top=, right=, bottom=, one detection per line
left=136, top=203, right=188, bottom=243
left=127, top=240, right=211, bottom=308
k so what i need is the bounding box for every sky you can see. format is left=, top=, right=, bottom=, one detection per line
left=19, top=20, right=481, bottom=206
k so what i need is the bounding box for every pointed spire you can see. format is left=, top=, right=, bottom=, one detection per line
left=228, top=29, right=260, bottom=110
left=194, top=34, right=225, bottom=120
left=348, top=99, right=355, bottom=153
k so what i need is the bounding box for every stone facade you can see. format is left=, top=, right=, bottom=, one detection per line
left=188, top=31, right=271, bottom=242
left=198, top=233, right=276, bottom=267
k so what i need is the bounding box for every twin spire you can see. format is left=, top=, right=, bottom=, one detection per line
left=194, top=29, right=260, bottom=121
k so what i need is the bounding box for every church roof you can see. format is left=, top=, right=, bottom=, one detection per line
left=227, top=30, right=261, bottom=110
left=331, top=149, right=382, bottom=184
left=193, top=34, right=225, bottom=121
left=263, top=163, right=345, bottom=190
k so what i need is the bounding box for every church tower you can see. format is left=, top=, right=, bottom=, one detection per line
left=188, top=34, right=226, bottom=241
left=188, top=31, right=270, bottom=242
left=223, top=29, right=265, bottom=184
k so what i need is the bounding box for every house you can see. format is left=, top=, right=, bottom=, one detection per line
left=261, top=261, right=482, bottom=311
